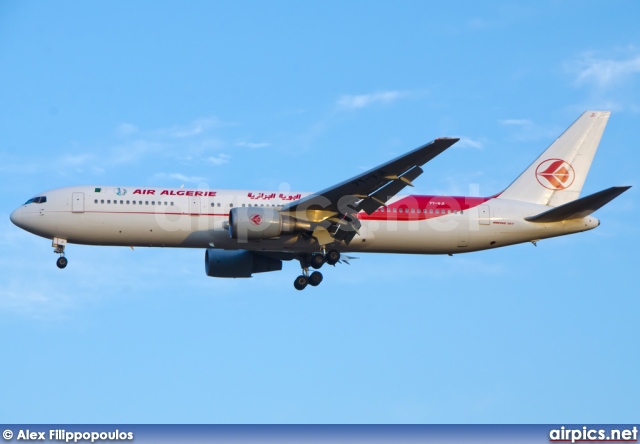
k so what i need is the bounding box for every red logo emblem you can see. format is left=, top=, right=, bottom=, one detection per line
left=249, top=214, right=262, bottom=225
left=535, top=159, right=575, bottom=190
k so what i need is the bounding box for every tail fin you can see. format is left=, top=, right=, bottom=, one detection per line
left=499, top=111, right=610, bottom=206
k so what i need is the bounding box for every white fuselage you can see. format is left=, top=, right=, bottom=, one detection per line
left=10, top=186, right=599, bottom=255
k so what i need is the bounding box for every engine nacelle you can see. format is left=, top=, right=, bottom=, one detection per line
left=228, top=207, right=306, bottom=241
left=205, top=249, right=282, bottom=278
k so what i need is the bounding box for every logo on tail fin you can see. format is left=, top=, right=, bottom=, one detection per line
left=535, top=159, right=576, bottom=190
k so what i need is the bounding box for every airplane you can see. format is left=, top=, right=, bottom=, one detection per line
left=10, top=111, right=631, bottom=290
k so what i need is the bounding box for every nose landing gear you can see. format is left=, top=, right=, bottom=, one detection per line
left=53, top=238, right=68, bottom=269
left=293, top=249, right=340, bottom=290
left=56, top=256, right=68, bottom=269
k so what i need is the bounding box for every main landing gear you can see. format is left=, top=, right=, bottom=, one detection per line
left=293, top=249, right=340, bottom=290
left=53, top=238, right=68, bottom=269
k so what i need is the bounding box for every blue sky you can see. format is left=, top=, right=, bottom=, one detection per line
left=0, top=1, right=638, bottom=423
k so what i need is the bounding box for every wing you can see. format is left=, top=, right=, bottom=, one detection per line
left=280, top=137, right=459, bottom=245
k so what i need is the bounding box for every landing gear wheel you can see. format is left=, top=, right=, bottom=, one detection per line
left=326, top=249, right=340, bottom=265
left=310, top=253, right=325, bottom=269
left=294, top=275, right=309, bottom=291
left=56, top=256, right=68, bottom=269
left=308, top=271, right=323, bottom=287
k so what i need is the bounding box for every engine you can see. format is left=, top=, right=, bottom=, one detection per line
left=205, top=249, right=282, bottom=278
left=228, top=207, right=307, bottom=241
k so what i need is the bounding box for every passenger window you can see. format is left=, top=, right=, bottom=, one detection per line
left=94, top=199, right=98, bottom=204
left=107, top=200, right=111, bottom=204
left=393, top=208, right=397, bottom=213
left=145, top=201, right=149, bottom=205
left=101, top=200, right=104, bottom=204
left=171, top=202, right=174, bottom=206
left=132, top=201, right=136, bottom=205
left=411, top=208, right=415, bottom=213
left=126, top=200, right=130, bottom=204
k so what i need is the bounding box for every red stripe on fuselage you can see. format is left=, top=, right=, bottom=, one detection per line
left=358, top=195, right=491, bottom=221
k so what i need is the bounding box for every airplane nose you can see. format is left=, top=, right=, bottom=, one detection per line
left=10, top=206, right=23, bottom=228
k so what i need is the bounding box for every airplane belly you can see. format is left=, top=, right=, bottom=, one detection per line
left=46, top=212, right=219, bottom=247
left=349, top=219, right=468, bottom=254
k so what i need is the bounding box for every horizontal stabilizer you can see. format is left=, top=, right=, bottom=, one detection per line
left=525, top=186, right=631, bottom=223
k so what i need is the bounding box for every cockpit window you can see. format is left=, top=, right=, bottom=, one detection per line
left=24, top=196, right=47, bottom=204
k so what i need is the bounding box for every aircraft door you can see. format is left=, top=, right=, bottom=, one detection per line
left=479, top=205, right=490, bottom=225
left=189, top=197, right=201, bottom=215
left=72, top=192, right=84, bottom=213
